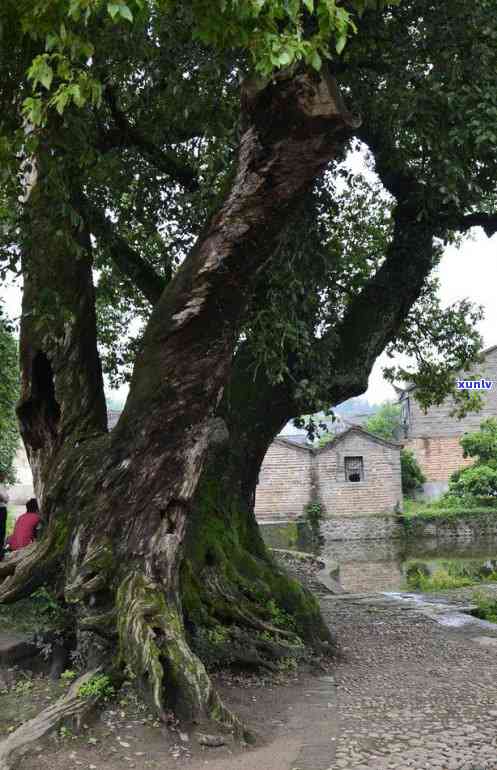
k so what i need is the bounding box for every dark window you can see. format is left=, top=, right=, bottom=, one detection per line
left=345, top=456, right=364, bottom=483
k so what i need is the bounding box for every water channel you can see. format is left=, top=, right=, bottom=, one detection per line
left=260, top=522, right=497, bottom=594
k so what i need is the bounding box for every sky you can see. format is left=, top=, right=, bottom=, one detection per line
left=2, top=227, right=496, bottom=407
left=367, top=229, right=497, bottom=404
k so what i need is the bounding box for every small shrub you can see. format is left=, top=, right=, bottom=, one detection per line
left=78, top=673, right=114, bottom=701
left=400, top=448, right=426, bottom=496
left=407, top=567, right=474, bottom=591
left=60, top=669, right=77, bottom=684
left=472, top=591, right=497, bottom=623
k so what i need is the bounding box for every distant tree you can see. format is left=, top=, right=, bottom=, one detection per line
left=0, top=312, right=19, bottom=485
left=365, top=403, right=402, bottom=442
left=365, top=403, right=425, bottom=496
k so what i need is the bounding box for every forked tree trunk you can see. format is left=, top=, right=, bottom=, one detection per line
left=0, top=68, right=357, bottom=725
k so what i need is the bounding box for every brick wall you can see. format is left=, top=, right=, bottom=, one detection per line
left=316, top=432, right=403, bottom=516
left=254, top=439, right=312, bottom=521
left=403, top=436, right=473, bottom=483
left=405, top=347, right=497, bottom=440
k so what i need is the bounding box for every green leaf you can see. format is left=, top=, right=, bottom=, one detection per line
left=336, top=33, right=347, bottom=55
left=119, top=5, right=134, bottom=22
left=309, top=50, right=322, bottom=70
left=107, top=3, right=121, bottom=19
left=303, top=0, right=314, bottom=12
left=276, top=50, right=292, bottom=66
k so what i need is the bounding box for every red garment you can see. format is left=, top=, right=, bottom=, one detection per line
left=7, top=512, right=41, bottom=550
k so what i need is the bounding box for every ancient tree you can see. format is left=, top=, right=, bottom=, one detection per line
left=1, top=0, right=497, bottom=731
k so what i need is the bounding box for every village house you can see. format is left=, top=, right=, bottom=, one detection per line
left=398, top=344, right=497, bottom=499
left=254, top=425, right=402, bottom=522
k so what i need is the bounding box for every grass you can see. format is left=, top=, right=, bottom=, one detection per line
left=402, top=498, right=497, bottom=520
left=6, top=508, right=15, bottom=535
left=471, top=591, right=497, bottom=623
left=406, top=567, right=476, bottom=591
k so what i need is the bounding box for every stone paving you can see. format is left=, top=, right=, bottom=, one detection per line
left=319, top=590, right=497, bottom=770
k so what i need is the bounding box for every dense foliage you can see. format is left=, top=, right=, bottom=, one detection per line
left=445, top=419, right=497, bottom=504
left=400, top=449, right=426, bottom=498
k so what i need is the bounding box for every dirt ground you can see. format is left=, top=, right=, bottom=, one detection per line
left=7, top=666, right=336, bottom=770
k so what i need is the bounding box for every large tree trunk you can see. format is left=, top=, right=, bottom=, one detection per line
left=181, top=187, right=439, bottom=673
left=0, top=68, right=356, bottom=726
left=182, top=343, right=333, bottom=674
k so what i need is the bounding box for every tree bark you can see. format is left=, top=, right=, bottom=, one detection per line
left=1, top=68, right=356, bottom=726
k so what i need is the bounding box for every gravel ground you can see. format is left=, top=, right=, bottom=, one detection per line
left=321, top=590, right=497, bottom=770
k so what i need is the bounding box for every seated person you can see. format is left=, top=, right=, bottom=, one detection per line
left=6, top=498, right=41, bottom=552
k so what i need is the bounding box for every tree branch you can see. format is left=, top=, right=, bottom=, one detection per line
left=97, top=88, right=199, bottom=192
left=78, top=195, right=166, bottom=305
left=455, top=212, right=497, bottom=238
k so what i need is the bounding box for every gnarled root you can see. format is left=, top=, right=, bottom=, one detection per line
left=0, top=522, right=67, bottom=603
left=117, top=572, right=245, bottom=735
left=0, top=668, right=102, bottom=770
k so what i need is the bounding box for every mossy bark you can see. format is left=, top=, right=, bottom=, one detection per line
left=1, top=69, right=354, bottom=727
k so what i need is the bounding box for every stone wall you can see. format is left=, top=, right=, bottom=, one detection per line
left=254, top=439, right=312, bottom=522
left=321, top=514, right=403, bottom=541
left=403, top=512, right=497, bottom=540
left=316, top=432, right=402, bottom=517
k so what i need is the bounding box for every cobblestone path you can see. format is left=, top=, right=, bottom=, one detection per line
left=319, top=591, right=497, bottom=770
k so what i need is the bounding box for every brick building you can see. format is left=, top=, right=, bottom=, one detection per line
left=254, top=426, right=402, bottom=522
left=398, top=344, right=497, bottom=498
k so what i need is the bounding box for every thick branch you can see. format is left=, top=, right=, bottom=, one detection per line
left=78, top=195, right=166, bottom=305
left=456, top=212, right=497, bottom=238
left=18, top=165, right=107, bottom=492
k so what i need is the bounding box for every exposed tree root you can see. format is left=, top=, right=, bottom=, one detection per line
left=0, top=668, right=101, bottom=770
left=117, top=572, right=246, bottom=736
left=0, top=536, right=61, bottom=603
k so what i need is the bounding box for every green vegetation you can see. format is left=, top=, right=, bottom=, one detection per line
left=401, top=499, right=497, bottom=520
left=407, top=567, right=476, bottom=591
left=442, top=419, right=497, bottom=506
left=0, top=587, right=72, bottom=635
left=364, top=403, right=426, bottom=497
left=6, top=508, right=15, bottom=535
left=78, top=673, right=115, bottom=701
left=364, top=403, right=402, bottom=442
left=405, top=420, right=497, bottom=514
left=405, top=559, right=497, bottom=592
left=471, top=592, right=497, bottom=624
left=0, top=313, right=20, bottom=486
left=303, top=500, right=324, bottom=548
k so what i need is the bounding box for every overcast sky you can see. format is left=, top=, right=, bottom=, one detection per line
left=2, top=227, right=496, bottom=405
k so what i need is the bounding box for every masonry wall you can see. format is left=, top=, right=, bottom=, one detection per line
left=7, top=445, right=34, bottom=505
left=320, top=514, right=402, bottom=540
left=406, top=348, right=497, bottom=440
left=316, top=433, right=403, bottom=516
left=403, top=436, right=473, bottom=484
left=254, top=440, right=312, bottom=522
